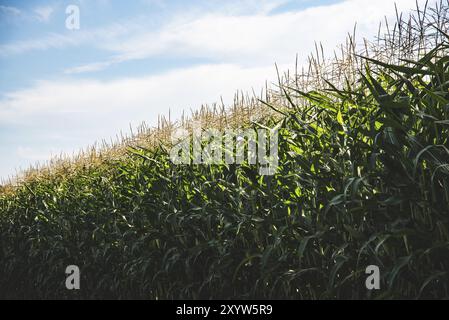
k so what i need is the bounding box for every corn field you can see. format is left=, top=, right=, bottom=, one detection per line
left=0, top=1, right=449, bottom=299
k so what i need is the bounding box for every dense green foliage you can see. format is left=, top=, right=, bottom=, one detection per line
left=1, top=32, right=449, bottom=299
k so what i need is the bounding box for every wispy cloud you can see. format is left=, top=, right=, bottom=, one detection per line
left=34, top=6, right=55, bottom=22
left=0, top=63, right=279, bottom=123
left=0, top=0, right=286, bottom=58
left=0, top=5, right=21, bottom=16
left=0, top=22, right=137, bottom=56
left=63, top=56, right=127, bottom=74
left=64, top=0, right=433, bottom=74
left=0, top=0, right=432, bottom=65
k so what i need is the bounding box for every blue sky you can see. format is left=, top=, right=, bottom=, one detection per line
left=0, top=0, right=432, bottom=180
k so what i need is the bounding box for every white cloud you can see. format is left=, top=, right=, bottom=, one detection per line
left=66, top=0, right=434, bottom=73
left=0, top=0, right=433, bottom=64
left=63, top=60, right=119, bottom=74
left=34, top=6, right=54, bottom=22
left=0, top=62, right=281, bottom=128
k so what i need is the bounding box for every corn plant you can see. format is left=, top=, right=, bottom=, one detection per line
left=0, top=1, right=448, bottom=300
